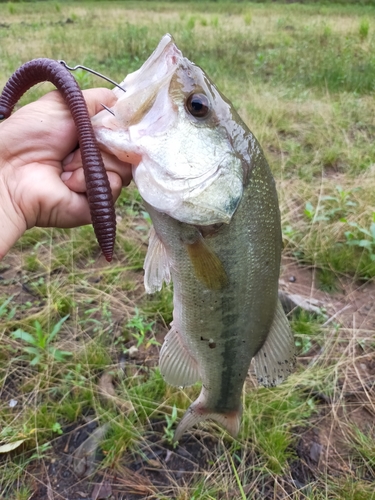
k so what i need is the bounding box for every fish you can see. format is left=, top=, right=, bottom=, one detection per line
left=92, top=34, right=295, bottom=441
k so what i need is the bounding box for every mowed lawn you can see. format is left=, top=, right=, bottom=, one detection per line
left=0, top=1, right=374, bottom=499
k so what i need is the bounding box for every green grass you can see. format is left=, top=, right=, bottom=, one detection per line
left=0, top=1, right=375, bottom=498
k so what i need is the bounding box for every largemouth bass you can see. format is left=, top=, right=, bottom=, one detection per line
left=92, top=34, right=295, bottom=440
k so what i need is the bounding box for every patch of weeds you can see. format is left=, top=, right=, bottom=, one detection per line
left=317, top=268, right=339, bottom=293
left=13, top=486, right=32, bottom=500
left=163, top=404, right=178, bottom=448
left=16, top=228, right=50, bottom=249
left=76, top=337, right=112, bottom=368
left=29, top=403, right=63, bottom=439
left=320, top=185, right=358, bottom=221
left=7, top=2, right=16, bottom=15
left=331, top=478, right=375, bottom=500
left=69, top=12, right=79, bottom=22
left=242, top=388, right=314, bottom=474
left=101, top=416, right=138, bottom=466
left=28, top=276, right=47, bottom=298
left=72, top=68, right=93, bottom=90
left=186, top=16, right=195, bottom=30
left=187, top=483, right=218, bottom=500
left=122, top=307, right=159, bottom=351
left=51, top=388, right=93, bottom=422
left=24, top=253, right=40, bottom=272
left=121, top=238, right=146, bottom=270
left=143, top=284, right=173, bottom=325
left=211, top=15, right=219, bottom=28
left=53, top=294, right=75, bottom=316
left=243, top=11, right=252, bottom=26
left=0, top=295, right=17, bottom=321
left=79, top=300, right=114, bottom=336
left=304, top=186, right=357, bottom=224
left=116, top=186, right=143, bottom=216
left=11, top=315, right=72, bottom=367
left=344, top=212, right=375, bottom=261
left=304, top=201, right=329, bottom=223
left=291, top=309, right=324, bottom=355
left=73, top=225, right=100, bottom=260
left=126, top=369, right=166, bottom=421
left=359, top=18, right=370, bottom=40
left=349, top=426, right=375, bottom=477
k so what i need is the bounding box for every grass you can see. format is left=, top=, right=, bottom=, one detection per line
left=0, top=1, right=375, bottom=498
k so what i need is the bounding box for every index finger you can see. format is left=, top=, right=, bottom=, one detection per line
left=82, top=87, right=118, bottom=117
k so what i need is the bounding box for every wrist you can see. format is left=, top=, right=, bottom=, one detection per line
left=0, top=169, right=27, bottom=259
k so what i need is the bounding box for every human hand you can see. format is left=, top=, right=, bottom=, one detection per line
left=0, top=88, right=132, bottom=259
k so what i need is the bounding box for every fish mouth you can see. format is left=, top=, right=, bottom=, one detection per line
left=92, top=34, right=182, bottom=162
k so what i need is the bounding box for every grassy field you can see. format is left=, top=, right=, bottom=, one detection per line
left=0, top=1, right=375, bottom=499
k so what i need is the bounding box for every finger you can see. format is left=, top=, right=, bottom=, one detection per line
left=82, top=88, right=118, bottom=116
left=61, top=166, right=128, bottom=199
left=63, top=149, right=132, bottom=186
left=39, top=87, right=117, bottom=116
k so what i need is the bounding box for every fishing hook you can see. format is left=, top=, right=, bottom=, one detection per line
left=58, top=60, right=126, bottom=93
left=100, top=103, right=116, bottom=116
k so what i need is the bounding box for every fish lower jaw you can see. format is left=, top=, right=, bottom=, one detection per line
left=95, top=128, right=142, bottom=165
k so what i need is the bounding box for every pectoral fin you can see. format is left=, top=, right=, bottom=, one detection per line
left=159, top=325, right=200, bottom=387
left=186, top=238, right=228, bottom=290
left=254, top=300, right=296, bottom=387
left=144, top=226, right=171, bottom=293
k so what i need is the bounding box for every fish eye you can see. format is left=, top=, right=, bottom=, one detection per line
left=185, top=93, right=210, bottom=118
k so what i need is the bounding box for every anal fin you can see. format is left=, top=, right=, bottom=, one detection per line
left=254, top=299, right=296, bottom=387
left=159, top=326, right=200, bottom=388
left=144, top=226, right=171, bottom=293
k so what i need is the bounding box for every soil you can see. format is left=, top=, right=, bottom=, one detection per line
left=1, top=255, right=374, bottom=499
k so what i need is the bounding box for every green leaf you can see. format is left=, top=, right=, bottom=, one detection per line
left=34, top=321, right=46, bottom=348
left=11, top=329, right=37, bottom=345
left=30, top=355, right=42, bottom=366
left=22, top=346, right=42, bottom=356
left=48, top=315, right=70, bottom=343
left=0, top=295, right=15, bottom=317
left=49, top=348, right=72, bottom=362
left=357, top=240, right=373, bottom=250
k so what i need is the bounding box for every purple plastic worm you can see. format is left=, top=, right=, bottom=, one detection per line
left=0, top=58, right=116, bottom=262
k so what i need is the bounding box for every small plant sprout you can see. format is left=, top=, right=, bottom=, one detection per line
left=304, top=201, right=328, bottom=223
left=125, top=308, right=159, bottom=349
left=11, top=315, right=72, bottom=366
left=0, top=295, right=17, bottom=321
left=359, top=19, right=370, bottom=40
left=344, top=212, right=375, bottom=261
left=163, top=405, right=178, bottom=448
left=51, top=422, right=63, bottom=435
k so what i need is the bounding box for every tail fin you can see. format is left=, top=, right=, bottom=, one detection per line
left=173, top=389, right=241, bottom=442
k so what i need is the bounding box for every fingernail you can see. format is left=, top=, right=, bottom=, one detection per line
left=62, top=152, right=74, bottom=166
left=61, top=171, right=73, bottom=181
